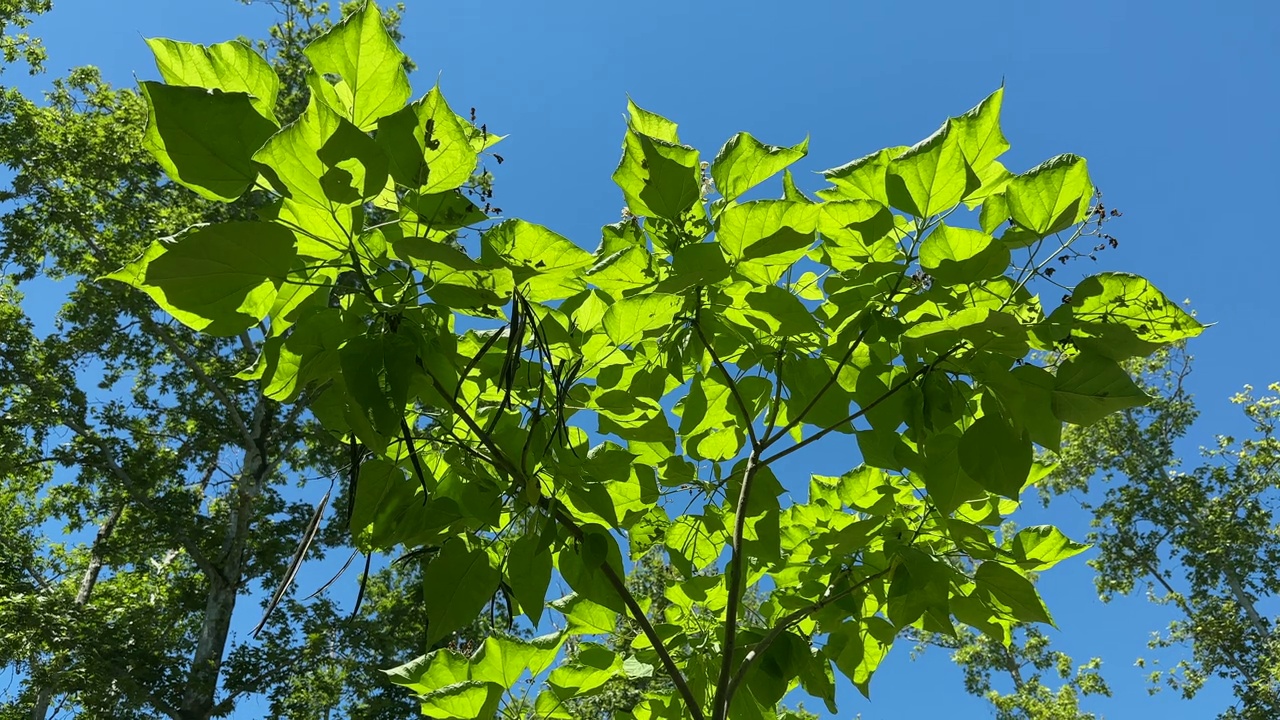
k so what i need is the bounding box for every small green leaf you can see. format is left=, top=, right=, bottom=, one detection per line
left=818, top=146, right=905, bottom=205
left=417, top=680, right=504, bottom=720
left=146, top=37, right=279, bottom=121
left=304, top=0, right=411, bottom=130
left=919, top=223, right=1009, bottom=285
left=781, top=169, right=813, bottom=203
left=625, top=98, right=680, bottom=142
left=548, top=643, right=623, bottom=699
left=349, top=458, right=419, bottom=551
left=481, top=219, right=593, bottom=301
left=1005, top=154, right=1092, bottom=236
left=1052, top=352, right=1151, bottom=425
left=384, top=648, right=470, bottom=693
left=886, top=123, right=969, bottom=218
left=1010, top=525, right=1089, bottom=571
left=958, top=413, right=1033, bottom=499
left=140, top=82, right=277, bottom=202
left=506, top=534, right=552, bottom=625
left=828, top=617, right=896, bottom=697
left=602, top=293, right=683, bottom=347
left=1066, top=272, right=1205, bottom=357
left=377, top=86, right=478, bottom=192
left=422, top=539, right=501, bottom=647
left=612, top=107, right=701, bottom=220
left=711, top=131, right=808, bottom=202
left=923, top=433, right=985, bottom=515
left=950, top=87, right=1010, bottom=199
left=104, top=222, right=296, bottom=336
left=549, top=593, right=618, bottom=635
left=671, top=242, right=731, bottom=288
left=471, top=632, right=565, bottom=686
left=254, top=97, right=389, bottom=209
left=974, top=562, right=1053, bottom=625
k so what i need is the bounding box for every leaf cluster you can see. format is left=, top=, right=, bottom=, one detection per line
left=109, top=3, right=1202, bottom=718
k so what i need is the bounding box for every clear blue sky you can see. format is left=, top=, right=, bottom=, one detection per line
left=13, top=0, right=1280, bottom=717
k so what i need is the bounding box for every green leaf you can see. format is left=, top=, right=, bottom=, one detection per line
left=1005, top=154, right=1092, bottom=236
left=781, top=169, right=813, bottom=203
left=481, top=219, right=593, bottom=301
left=625, top=97, right=680, bottom=142
left=377, top=86, right=478, bottom=192
left=506, top=534, right=553, bottom=625
left=711, top=131, right=808, bottom=202
left=602, top=293, right=683, bottom=347
left=303, top=0, right=411, bottom=130
left=339, top=336, right=399, bottom=437
left=918, top=223, right=1009, bottom=285
left=396, top=238, right=514, bottom=311
left=549, top=593, right=618, bottom=636
left=422, top=539, right=501, bottom=647
left=718, top=200, right=819, bottom=263
left=670, top=242, right=731, bottom=288
left=349, top=458, right=420, bottom=551
left=1066, top=272, right=1205, bottom=357
left=1010, top=525, right=1089, bottom=571
left=887, top=548, right=951, bottom=629
left=950, top=87, right=1010, bottom=199
left=923, top=433, right=985, bottom=515
left=1051, top=351, right=1151, bottom=425
left=385, top=648, right=470, bottom=693
left=548, top=643, right=623, bottom=699
left=818, top=146, right=905, bottom=205
left=958, top=413, right=1032, bottom=499
left=974, top=561, right=1053, bottom=625
left=886, top=123, right=968, bottom=218
left=417, top=680, right=504, bottom=720
left=146, top=38, right=279, bottom=122
left=104, top=222, right=296, bottom=336
left=471, top=632, right=564, bottom=686
left=254, top=97, right=389, bottom=209
left=665, top=512, right=726, bottom=575
left=139, top=82, right=277, bottom=202
left=828, top=617, right=896, bottom=697
left=612, top=107, right=701, bottom=220
left=402, top=189, right=488, bottom=231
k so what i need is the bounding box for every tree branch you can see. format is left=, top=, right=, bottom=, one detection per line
left=62, top=416, right=221, bottom=581
left=142, top=316, right=257, bottom=451
left=726, top=566, right=894, bottom=701
left=763, top=310, right=876, bottom=449
left=548, top=505, right=706, bottom=720
left=762, top=344, right=963, bottom=467
left=692, top=300, right=759, bottom=450
left=712, top=449, right=761, bottom=720
left=421, top=368, right=706, bottom=719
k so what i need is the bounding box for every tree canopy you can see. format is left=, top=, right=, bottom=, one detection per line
left=91, top=2, right=1204, bottom=718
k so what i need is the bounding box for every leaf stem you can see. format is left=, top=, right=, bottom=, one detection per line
left=762, top=343, right=964, bottom=467
left=693, top=296, right=760, bottom=450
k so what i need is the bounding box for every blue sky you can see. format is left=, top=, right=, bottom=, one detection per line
left=11, top=0, right=1280, bottom=717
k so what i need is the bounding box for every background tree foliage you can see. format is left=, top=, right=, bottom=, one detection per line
left=0, top=2, right=502, bottom=719
left=1041, top=347, right=1280, bottom=719
left=98, top=3, right=1202, bottom=719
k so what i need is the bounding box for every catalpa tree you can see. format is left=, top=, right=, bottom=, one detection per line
left=106, top=3, right=1203, bottom=718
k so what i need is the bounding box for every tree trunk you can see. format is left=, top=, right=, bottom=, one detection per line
left=178, top=399, right=274, bottom=720
left=30, top=504, right=124, bottom=720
